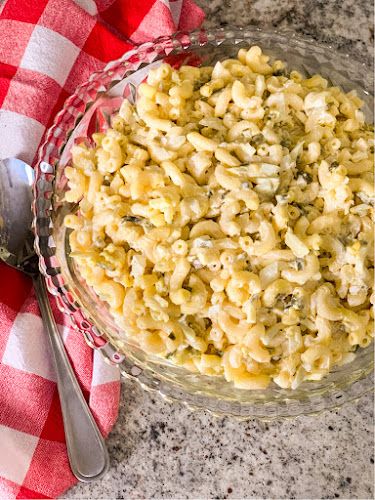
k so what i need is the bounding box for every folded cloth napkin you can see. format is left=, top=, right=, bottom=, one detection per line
left=0, top=1, right=204, bottom=498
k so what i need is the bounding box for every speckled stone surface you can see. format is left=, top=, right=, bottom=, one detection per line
left=195, top=0, right=374, bottom=67
left=63, top=1, right=374, bottom=499
left=64, top=385, right=373, bottom=499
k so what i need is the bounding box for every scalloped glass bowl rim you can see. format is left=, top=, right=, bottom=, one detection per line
left=34, top=27, right=374, bottom=419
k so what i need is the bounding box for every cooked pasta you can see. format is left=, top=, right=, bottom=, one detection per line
left=64, top=46, right=374, bottom=390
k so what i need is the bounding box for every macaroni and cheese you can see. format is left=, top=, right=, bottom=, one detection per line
left=64, top=46, right=374, bottom=390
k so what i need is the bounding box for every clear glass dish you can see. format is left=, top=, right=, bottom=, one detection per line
left=33, top=27, right=374, bottom=420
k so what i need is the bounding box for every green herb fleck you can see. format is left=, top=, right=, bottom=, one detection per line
left=329, top=161, right=339, bottom=171
left=122, top=215, right=143, bottom=224
left=301, top=172, right=313, bottom=183
left=97, top=261, right=115, bottom=271
left=280, top=138, right=292, bottom=149
left=295, top=259, right=304, bottom=270
left=250, top=133, right=265, bottom=147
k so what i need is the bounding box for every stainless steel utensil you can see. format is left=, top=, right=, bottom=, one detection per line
left=0, top=157, right=109, bottom=482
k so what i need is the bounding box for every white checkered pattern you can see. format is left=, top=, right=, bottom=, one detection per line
left=0, top=425, right=39, bottom=484
left=92, top=350, right=121, bottom=386
left=20, top=26, right=80, bottom=85
left=0, top=110, right=45, bottom=164
left=3, top=313, right=56, bottom=382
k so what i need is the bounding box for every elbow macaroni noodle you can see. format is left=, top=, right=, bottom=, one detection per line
left=64, top=46, right=374, bottom=390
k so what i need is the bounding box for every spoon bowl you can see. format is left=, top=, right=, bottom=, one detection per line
left=0, top=158, right=34, bottom=265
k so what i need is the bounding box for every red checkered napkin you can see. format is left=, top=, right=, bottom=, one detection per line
left=0, top=1, right=204, bottom=498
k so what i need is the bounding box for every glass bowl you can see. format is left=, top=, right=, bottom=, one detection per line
left=33, top=27, right=374, bottom=420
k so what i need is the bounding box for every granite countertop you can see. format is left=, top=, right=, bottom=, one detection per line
left=64, top=1, right=374, bottom=498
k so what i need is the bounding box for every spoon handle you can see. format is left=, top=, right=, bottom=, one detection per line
left=33, top=274, right=110, bottom=482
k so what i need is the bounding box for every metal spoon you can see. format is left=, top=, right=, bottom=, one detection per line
left=0, top=158, right=109, bottom=482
